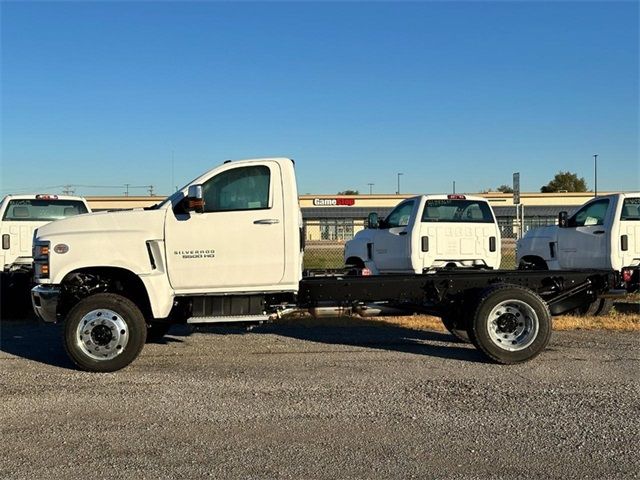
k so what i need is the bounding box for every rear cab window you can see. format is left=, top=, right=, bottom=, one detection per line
left=620, top=198, right=640, bottom=221
left=2, top=199, right=88, bottom=221
left=421, top=199, right=495, bottom=223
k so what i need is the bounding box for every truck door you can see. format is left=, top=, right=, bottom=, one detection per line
left=164, top=162, right=286, bottom=291
left=373, top=199, right=416, bottom=272
left=557, top=197, right=611, bottom=269
left=617, top=197, right=640, bottom=269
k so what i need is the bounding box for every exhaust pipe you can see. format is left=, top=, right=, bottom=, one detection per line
left=268, top=305, right=354, bottom=320
left=353, top=304, right=410, bottom=317
left=268, top=303, right=410, bottom=321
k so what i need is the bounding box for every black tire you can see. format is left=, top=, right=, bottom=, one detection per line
left=574, top=298, right=614, bottom=317
left=345, top=257, right=366, bottom=276
left=468, top=285, right=552, bottom=364
left=64, top=293, right=147, bottom=372
left=441, top=313, right=470, bottom=343
left=518, top=258, right=548, bottom=271
left=0, top=272, right=32, bottom=320
left=146, top=322, right=171, bottom=342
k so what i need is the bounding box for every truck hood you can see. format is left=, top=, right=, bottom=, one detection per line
left=348, top=228, right=377, bottom=244
left=520, top=225, right=559, bottom=241
left=35, top=208, right=167, bottom=242
left=516, top=225, right=559, bottom=263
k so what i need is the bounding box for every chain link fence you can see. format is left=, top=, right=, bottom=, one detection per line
left=302, top=217, right=556, bottom=271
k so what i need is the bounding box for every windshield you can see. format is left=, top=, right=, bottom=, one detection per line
left=152, top=173, right=206, bottom=210
left=2, top=199, right=88, bottom=221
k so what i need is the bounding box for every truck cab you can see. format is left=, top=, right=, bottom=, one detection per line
left=0, top=194, right=91, bottom=316
left=344, top=194, right=501, bottom=274
left=517, top=192, right=640, bottom=293
left=31, top=158, right=302, bottom=326
left=1, top=194, right=91, bottom=274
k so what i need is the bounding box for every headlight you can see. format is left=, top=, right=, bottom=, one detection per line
left=33, top=241, right=50, bottom=279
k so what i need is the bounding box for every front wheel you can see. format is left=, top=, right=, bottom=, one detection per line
left=64, top=293, right=147, bottom=372
left=468, top=285, right=552, bottom=364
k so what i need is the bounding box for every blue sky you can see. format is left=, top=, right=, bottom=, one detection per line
left=1, top=1, right=638, bottom=196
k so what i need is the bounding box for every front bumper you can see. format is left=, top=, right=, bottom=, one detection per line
left=31, top=284, right=61, bottom=323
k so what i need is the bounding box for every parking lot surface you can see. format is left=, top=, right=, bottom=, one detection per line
left=1, top=318, right=638, bottom=479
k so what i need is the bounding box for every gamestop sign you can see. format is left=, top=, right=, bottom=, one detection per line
left=313, top=198, right=356, bottom=206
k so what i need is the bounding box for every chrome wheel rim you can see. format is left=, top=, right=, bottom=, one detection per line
left=487, top=300, right=539, bottom=351
left=76, top=309, right=129, bottom=360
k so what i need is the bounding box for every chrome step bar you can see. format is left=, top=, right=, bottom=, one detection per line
left=186, top=314, right=270, bottom=324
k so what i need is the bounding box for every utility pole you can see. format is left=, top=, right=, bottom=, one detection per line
left=62, top=184, right=75, bottom=195
left=593, top=154, right=598, bottom=197
left=396, top=173, right=403, bottom=194
left=147, top=185, right=155, bottom=196
left=367, top=183, right=374, bottom=194
left=124, top=184, right=130, bottom=197
left=453, top=181, right=456, bottom=194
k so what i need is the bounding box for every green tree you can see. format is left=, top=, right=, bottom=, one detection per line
left=540, top=171, right=588, bottom=193
left=496, top=184, right=514, bottom=193
left=337, top=190, right=359, bottom=195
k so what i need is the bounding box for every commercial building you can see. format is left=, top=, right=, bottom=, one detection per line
left=85, top=191, right=611, bottom=242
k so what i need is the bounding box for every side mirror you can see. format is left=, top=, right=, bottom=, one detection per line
left=367, top=212, right=379, bottom=229
left=185, top=185, right=204, bottom=213
left=558, top=211, right=568, bottom=228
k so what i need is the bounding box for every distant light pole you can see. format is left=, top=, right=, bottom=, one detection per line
left=396, top=173, right=403, bottom=194
left=593, top=154, right=598, bottom=197
left=367, top=183, right=374, bottom=195
left=453, top=181, right=456, bottom=194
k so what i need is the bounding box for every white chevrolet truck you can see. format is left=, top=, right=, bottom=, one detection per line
left=31, top=158, right=626, bottom=372
left=517, top=193, right=640, bottom=315
left=0, top=194, right=90, bottom=316
left=344, top=195, right=501, bottom=274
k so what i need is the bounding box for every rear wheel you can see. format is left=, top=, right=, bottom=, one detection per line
left=468, top=285, right=552, bottom=364
left=64, top=293, right=147, bottom=372
left=575, top=298, right=614, bottom=317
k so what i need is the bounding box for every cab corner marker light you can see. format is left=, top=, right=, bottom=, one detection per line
left=54, top=244, right=69, bottom=254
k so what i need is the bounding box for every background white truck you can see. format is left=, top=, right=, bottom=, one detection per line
left=517, top=192, right=640, bottom=315
left=344, top=194, right=501, bottom=274
left=0, top=194, right=90, bottom=316
left=30, top=158, right=625, bottom=372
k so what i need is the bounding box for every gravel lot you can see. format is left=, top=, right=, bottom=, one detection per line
left=1, top=318, right=638, bottom=479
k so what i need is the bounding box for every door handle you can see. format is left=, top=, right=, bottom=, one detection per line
left=593, top=230, right=605, bottom=235
left=254, top=219, right=280, bottom=225
left=398, top=231, right=408, bottom=236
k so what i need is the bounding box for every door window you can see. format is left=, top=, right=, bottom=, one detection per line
left=384, top=200, right=415, bottom=228
left=569, top=199, right=610, bottom=227
left=202, top=166, right=270, bottom=212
